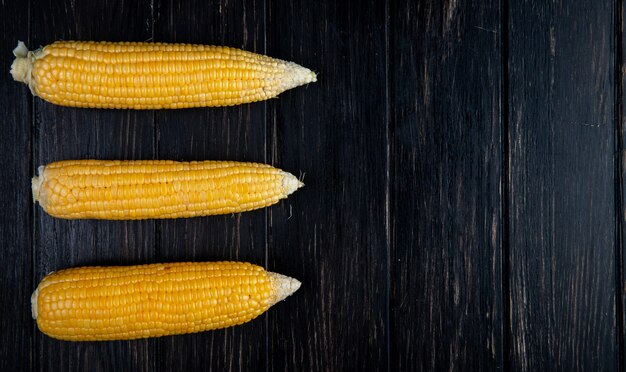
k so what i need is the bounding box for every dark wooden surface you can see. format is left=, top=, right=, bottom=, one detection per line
left=508, top=2, right=617, bottom=370
left=390, top=0, right=503, bottom=370
left=1, top=0, right=624, bottom=371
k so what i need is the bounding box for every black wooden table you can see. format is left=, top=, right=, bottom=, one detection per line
left=0, top=0, right=622, bottom=370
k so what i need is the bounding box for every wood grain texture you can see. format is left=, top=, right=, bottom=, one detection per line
left=508, top=1, right=617, bottom=370
left=266, top=0, right=389, bottom=370
left=389, top=0, right=503, bottom=370
left=620, top=0, right=626, bottom=366
left=2, top=0, right=625, bottom=370
left=0, top=0, right=33, bottom=370
left=152, top=1, right=268, bottom=371
left=31, top=0, right=157, bottom=371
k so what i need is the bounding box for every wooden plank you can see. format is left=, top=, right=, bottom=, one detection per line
left=266, top=0, right=389, bottom=370
left=152, top=1, right=267, bottom=371
left=31, top=0, right=157, bottom=370
left=388, top=0, right=503, bottom=370
left=0, top=0, right=33, bottom=370
left=508, top=1, right=617, bottom=370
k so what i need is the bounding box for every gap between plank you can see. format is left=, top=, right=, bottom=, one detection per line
left=28, top=0, right=37, bottom=369
left=614, top=0, right=625, bottom=369
left=263, top=0, right=270, bottom=370
left=500, top=0, right=512, bottom=369
left=384, top=0, right=391, bottom=370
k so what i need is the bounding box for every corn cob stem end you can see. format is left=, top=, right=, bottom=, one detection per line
left=11, top=41, right=32, bottom=85
left=268, top=272, right=301, bottom=306
left=31, top=166, right=45, bottom=203
left=31, top=287, right=39, bottom=320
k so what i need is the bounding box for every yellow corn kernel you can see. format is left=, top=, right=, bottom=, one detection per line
left=32, top=261, right=301, bottom=341
left=11, top=41, right=316, bottom=109
left=32, top=160, right=303, bottom=220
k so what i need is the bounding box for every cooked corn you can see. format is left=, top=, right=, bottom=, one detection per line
left=32, top=160, right=303, bottom=220
left=11, top=41, right=316, bottom=109
left=32, top=261, right=301, bottom=341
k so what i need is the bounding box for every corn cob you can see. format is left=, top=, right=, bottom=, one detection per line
left=11, top=41, right=316, bottom=109
left=32, top=261, right=300, bottom=341
left=32, top=160, right=303, bottom=220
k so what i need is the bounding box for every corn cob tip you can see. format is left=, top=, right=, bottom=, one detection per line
left=267, top=272, right=301, bottom=305
left=31, top=166, right=45, bottom=203
left=281, top=171, right=304, bottom=196
left=278, top=62, right=317, bottom=94
left=11, top=41, right=32, bottom=84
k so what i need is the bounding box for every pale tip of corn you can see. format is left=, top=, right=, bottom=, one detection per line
left=31, top=287, right=38, bottom=320
left=278, top=62, right=317, bottom=93
left=32, top=166, right=45, bottom=203
left=281, top=171, right=304, bottom=196
left=11, top=41, right=31, bottom=84
left=267, top=272, right=301, bottom=306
